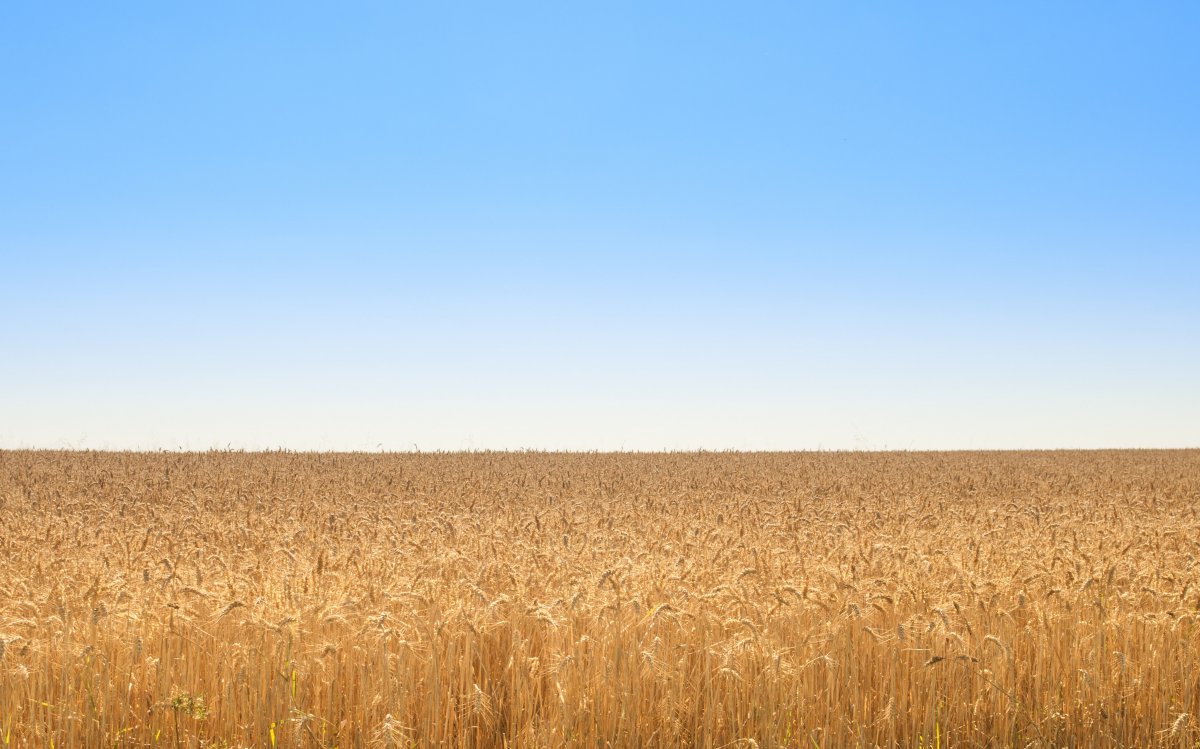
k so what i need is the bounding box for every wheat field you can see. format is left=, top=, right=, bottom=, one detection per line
left=0, top=450, right=1198, bottom=748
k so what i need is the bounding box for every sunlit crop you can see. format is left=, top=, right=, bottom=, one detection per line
left=1, top=450, right=1197, bottom=747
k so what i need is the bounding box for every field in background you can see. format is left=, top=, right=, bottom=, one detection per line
left=1, top=450, right=1198, bottom=748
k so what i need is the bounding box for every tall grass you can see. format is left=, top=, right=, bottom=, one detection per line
left=1, top=449, right=1198, bottom=747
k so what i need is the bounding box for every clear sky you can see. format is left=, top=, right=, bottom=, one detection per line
left=2, top=2, right=1197, bottom=451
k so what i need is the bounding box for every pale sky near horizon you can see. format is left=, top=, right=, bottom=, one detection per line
left=2, top=3, right=1198, bottom=451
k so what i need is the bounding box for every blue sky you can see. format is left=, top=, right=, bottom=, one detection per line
left=2, top=2, right=1197, bottom=450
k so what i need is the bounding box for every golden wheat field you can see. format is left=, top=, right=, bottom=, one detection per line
left=1, top=450, right=1198, bottom=748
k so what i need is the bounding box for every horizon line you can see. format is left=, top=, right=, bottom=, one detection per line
left=2, top=446, right=1197, bottom=456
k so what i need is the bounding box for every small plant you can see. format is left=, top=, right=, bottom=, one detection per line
left=170, top=690, right=209, bottom=721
